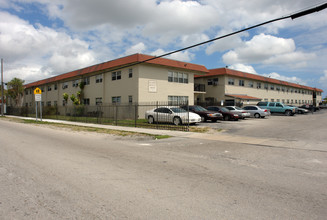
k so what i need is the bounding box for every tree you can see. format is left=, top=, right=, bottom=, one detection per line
left=323, top=96, right=327, bottom=104
left=63, top=93, right=69, bottom=105
left=7, top=77, right=25, bottom=106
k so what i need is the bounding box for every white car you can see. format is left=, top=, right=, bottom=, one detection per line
left=225, top=106, right=251, bottom=119
left=145, top=106, right=201, bottom=125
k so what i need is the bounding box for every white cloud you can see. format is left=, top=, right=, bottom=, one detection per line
left=124, top=42, right=147, bottom=56
left=0, top=11, right=96, bottom=81
left=228, top=64, right=257, bottom=74
left=222, top=34, right=316, bottom=68
left=262, top=72, right=307, bottom=85
left=150, top=49, right=195, bottom=62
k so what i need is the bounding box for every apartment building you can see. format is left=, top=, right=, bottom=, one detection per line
left=22, top=55, right=323, bottom=110
left=23, top=54, right=208, bottom=107
left=194, top=68, right=323, bottom=106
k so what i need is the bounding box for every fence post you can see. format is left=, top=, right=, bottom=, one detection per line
left=134, top=103, right=137, bottom=127
left=115, top=104, right=118, bottom=126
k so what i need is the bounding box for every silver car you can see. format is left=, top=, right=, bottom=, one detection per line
left=225, top=106, right=251, bottom=119
left=243, top=105, right=271, bottom=118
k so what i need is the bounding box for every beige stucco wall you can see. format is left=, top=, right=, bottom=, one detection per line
left=138, top=64, right=195, bottom=104
left=194, top=75, right=320, bottom=106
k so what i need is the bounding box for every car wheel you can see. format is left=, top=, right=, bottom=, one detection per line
left=148, top=116, right=155, bottom=124
left=285, top=110, right=292, bottom=116
left=173, top=117, right=182, bottom=126
left=224, top=115, right=230, bottom=121
left=254, top=113, right=260, bottom=118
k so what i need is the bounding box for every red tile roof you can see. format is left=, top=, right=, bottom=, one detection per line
left=196, top=68, right=323, bottom=92
left=25, top=54, right=208, bottom=88
left=225, top=94, right=262, bottom=100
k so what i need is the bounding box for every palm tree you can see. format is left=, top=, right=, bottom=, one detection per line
left=7, top=77, right=25, bottom=106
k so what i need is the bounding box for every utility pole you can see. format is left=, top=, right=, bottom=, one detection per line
left=1, top=58, right=4, bottom=116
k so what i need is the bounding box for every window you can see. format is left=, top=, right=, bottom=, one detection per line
left=248, top=81, right=253, bottom=88
left=291, top=89, right=293, bottom=93
left=168, top=71, right=173, bottom=82
left=168, top=96, right=188, bottom=105
left=282, top=99, right=285, bottom=103
left=228, top=78, right=234, bottom=85
left=83, top=77, right=90, bottom=85
left=178, top=72, right=183, bottom=83
left=62, top=82, right=68, bottom=89
left=257, top=82, right=261, bottom=89
left=183, top=73, right=188, bottom=83
left=295, top=100, right=298, bottom=104
left=168, top=71, right=188, bottom=84
left=173, top=72, right=178, bottom=82
left=239, top=80, right=244, bottom=86
left=208, top=78, right=218, bottom=85
left=264, top=83, right=268, bottom=89
left=276, top=86, right=280, bottom=91
left=270, top=85, right=274, bottom=90
left=295, top=89, right=298, bottom=93
left=40, top=87, right=44, bottom=92
left=63, top=100, right=66, bottom=106
left=54, top=84, right=57, bottom=90
left=83, top=98, right=90, bottom=105
left=54, top=101, right=57, bottom=106
left=96, top=74, right=103, bottom=83
left=72, top=80, right=79, bottom=87
left=25, top=89, right=29, bottom=95
left=277, top=99, right=280, bottom=102
left=269, top=102, right=275, bottom=106
left=264, top=98, right=268, bottom=101
left=270, top=99, right=274, bottom=102
left=47, top=101, right=51, bottom=106
left=112, top=71, right=121, bottom=81
left=276, top=103, right=283, bottom=107
left=128, top=95, right=133, bottom=103
left=47, top=86, right=52, bottom=91
left=287, top=99, right=290, bottom=104
left=112, top=96, right=121, bottom=104
left=282, top=87, right=285, bottom=92
left=95, top=97, right=102, bottom=105
left=129, top=68, right=133, bottom=78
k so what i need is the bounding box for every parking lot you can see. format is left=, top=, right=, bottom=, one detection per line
left=197, top=108, right=327, bottom=150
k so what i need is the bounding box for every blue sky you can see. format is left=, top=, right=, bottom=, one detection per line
left=1, top=0, right=327, bottom=97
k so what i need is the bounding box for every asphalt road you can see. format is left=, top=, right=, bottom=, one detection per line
left=0, top=113, right=327, bottom=219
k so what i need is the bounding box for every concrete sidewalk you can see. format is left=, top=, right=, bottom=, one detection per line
left=5, top=115, right=300, bottom=150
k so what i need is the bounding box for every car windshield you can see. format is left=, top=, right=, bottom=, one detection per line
left=170, top=107, right=187, bottom=113
left=220, top=107, right=229, bottom=112
left=235, top=106, right=243, bottom=110
left=193, top=106, right=208, bottom=111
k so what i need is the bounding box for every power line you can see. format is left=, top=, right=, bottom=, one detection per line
left=108, top=2, right=327, bottom=72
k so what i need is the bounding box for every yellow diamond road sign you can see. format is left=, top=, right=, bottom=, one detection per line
left=34, top=87, right=42, bottom=94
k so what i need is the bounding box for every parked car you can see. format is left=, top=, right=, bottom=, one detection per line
left=257, top=101, right=296, bottom=116
left=180, top=105, right=223, bottom=122
left=287, top=105, right=309, bottom=114
left=298, top=104, right=320, bottom=112
left=225, top=106, right=251, bottom=119
left=206, top=106, right=240, bottom=121
left=243, top=105, right=271, bottom=118
left=145, top=106, right=201, bottom=125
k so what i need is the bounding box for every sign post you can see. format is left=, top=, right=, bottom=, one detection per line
left=34, top=87, right=42, bottom=121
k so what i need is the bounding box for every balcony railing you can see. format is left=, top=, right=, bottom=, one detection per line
left=194, top=84, right=206, bottom=92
